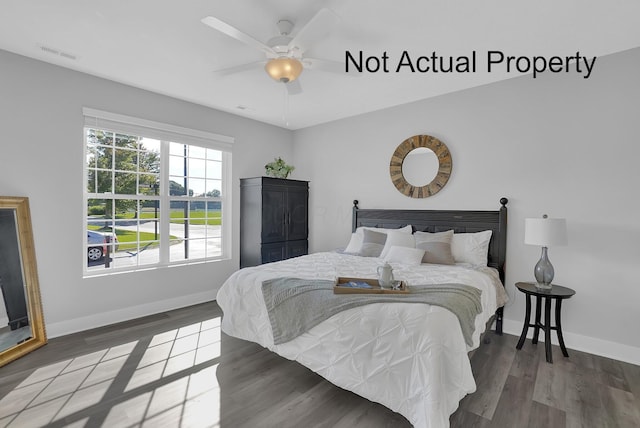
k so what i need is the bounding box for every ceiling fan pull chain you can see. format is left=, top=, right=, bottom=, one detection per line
left=283, top=84, right=290, bottom=127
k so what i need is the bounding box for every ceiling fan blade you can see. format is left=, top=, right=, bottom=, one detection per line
left=303, top=58, right=346, bottom=74
left=288, top=8, right=339, bottom=52
left=213, top=61, right=266, bottom=76
left=201, top=16, right=275, bottom=56
left=286, top=79, right=302, bottom=95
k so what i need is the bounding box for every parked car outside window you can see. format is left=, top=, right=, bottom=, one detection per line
left=87, top=230, right=119, bottom=261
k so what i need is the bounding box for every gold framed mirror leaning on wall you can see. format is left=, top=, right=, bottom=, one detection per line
left=0, top=196, right=46, bottom=367
left=390, top=134, right=452, bottom=198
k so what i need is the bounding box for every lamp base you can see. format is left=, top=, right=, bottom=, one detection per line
left=534, top=282, right=553, bottom=290
left=533, top=246, right=554, bottom=290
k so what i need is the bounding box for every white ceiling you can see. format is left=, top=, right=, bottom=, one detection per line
left=2, top=1, right=639, bottom=130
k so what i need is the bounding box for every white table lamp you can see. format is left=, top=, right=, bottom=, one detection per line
left=524, top=215, right=568, bottom=290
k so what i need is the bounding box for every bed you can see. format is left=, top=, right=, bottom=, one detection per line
left=216, top=198, right=508, bottom=428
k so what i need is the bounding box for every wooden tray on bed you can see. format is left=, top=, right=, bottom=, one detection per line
left=333, top=277, right=409, bottom=294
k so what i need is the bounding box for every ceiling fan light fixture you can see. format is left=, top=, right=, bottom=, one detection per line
left=265, top=57, right=303, bottom=83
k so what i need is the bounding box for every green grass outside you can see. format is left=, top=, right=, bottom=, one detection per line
left=88, top=225, right=162, bottom=251
left=88, top=209, right=220, bottom=251
left=123, top=209, right=221, bottom=225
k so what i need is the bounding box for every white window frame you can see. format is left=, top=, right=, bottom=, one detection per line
left=83, top=108, right=233, bottom=276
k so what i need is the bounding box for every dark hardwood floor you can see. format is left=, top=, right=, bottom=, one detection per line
left=0, top=301, right=638, bottom=428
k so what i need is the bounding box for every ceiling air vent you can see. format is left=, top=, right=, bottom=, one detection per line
left=59, top=51, right=77, bottom=60
left=39, top=44, right=77, bottom=61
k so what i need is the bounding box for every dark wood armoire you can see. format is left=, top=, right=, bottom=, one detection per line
left=240, top=177, right=309, bottom=268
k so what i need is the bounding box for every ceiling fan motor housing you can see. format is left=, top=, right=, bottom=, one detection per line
left=267, top=35, right=294, bottom=55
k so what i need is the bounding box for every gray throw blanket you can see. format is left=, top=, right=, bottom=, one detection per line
left=262, top=278, right=482, bottom=346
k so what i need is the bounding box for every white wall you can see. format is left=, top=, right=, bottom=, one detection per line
left=292, top=48, right=640, bottom=364
left=0, top=49, right=293, bottom=337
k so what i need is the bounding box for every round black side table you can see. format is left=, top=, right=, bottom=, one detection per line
left=515, top=282, right=576, bottom=363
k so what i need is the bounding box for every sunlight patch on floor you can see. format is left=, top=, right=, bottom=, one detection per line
left=139, top=364, right=221, bottom=428
left=0, top=316, right=223, bottom=427
left=0, top=341, right=136, bottom=427
left=127, top=318, right=221, bottom=392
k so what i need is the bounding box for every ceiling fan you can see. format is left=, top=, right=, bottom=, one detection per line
left=201, top=8, right=343, bottom=95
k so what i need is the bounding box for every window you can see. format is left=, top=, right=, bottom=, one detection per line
left=83, top=108, right=233, bottom=275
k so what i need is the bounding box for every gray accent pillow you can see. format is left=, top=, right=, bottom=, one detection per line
left=359, top=229, right=387, bottom=257
left=414, top=230, right=455, bottom=265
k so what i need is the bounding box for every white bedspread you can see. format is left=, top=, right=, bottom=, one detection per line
left=216, top=252, right=507, bottom=428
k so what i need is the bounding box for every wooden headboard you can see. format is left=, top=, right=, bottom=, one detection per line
left=352, top=198, right=508, bottom=284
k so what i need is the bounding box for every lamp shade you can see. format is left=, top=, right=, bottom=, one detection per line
left=524, top=217, right=568, bottom=247
left=264, top=57, right=303, bottom=83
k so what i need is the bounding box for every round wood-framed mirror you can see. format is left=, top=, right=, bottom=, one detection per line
left=389, top=135, right=452, bottom=198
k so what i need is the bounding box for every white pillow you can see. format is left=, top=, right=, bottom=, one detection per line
left=343, top=233, right=362, bottom=253
left=357, top=229, right=388, bottom=257
left=380, top=230, right=416, bottom=258
left=344, top=225, right=412, bottom=253
left=451, top=230, right=493, bottom=266
left=383, top=246, right=425, bottom=266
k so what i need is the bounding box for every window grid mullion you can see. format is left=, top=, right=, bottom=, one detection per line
left=159, top=140, right=171, bottom=265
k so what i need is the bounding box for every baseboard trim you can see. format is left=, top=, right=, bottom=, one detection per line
left=46, top=289, right=218, bottom=339
left=503, top=319, right=640, bottom=366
